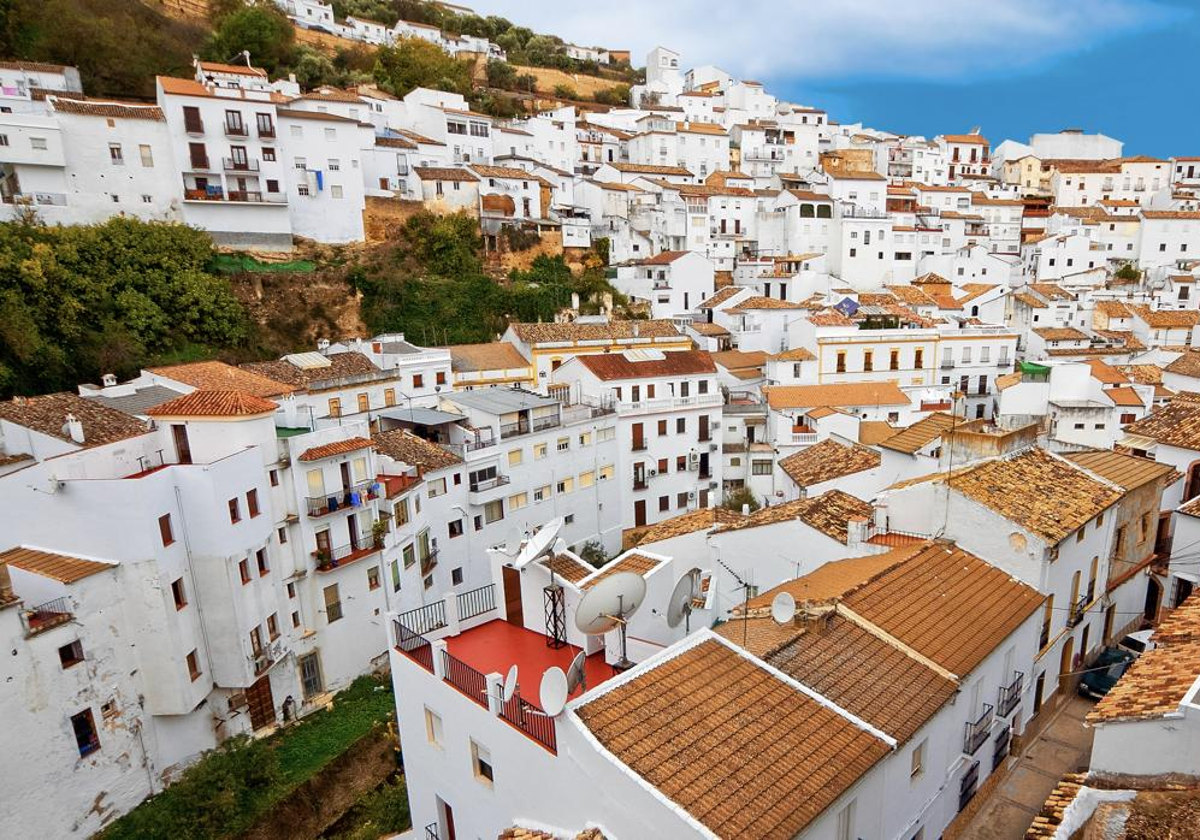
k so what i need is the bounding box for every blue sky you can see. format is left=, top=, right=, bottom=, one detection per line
left=469, top=0, right=1197, bottom=156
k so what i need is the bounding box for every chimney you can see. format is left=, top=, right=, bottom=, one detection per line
left=632, top=322, right=640, bottom=338
left=101, top=373, right=117, bottom=387
left=63, top=414, right=85, bottom=444
left=317, top=338, right=331, bottom=353
left=571, top=292, right=580, bottom=310
left=741, top=503, right=751, bottom=515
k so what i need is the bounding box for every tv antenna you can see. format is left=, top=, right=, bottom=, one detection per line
left=574, top=571, right=646, bottom=671
left=712, top=548, right=757, bottom=649
left=666, top=567, right=702, bottom=633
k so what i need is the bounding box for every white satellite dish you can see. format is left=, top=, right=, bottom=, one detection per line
left=539, top=666, right=569, bottom=716
left=502, top=664, right=519, bottom=703
left=575, top=571, right=646, bottom=670
left=513, top=517, right=564, bottom=569
left=552, top=537, right=568, bottom=556
left=566, top=650, right=587, bottom=695
left=770, top=591, right=797, bottom=625
left=666, top=568, right=701, bottom=631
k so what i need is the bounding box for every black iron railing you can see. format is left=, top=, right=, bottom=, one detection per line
left=997, top=671, right=1024, bottom=718
left=420, top=547, right=439, bottom=576
left=992, top=724, right=1011, bottom=772
left=442, top=650, right=489, bottom=707
left=397, top=600, right=447, bottom=636
left=457, top=584, right=496, bottom=621
left=394, top=620, right=434, bottom=672
left=964, top=703, right=994, bottom=755
left=306, top=480, right=380, bottom=517
left=958, top=760, right=980, bottom=812
left=500, top=689, right=557, bottom=753
left=313, top=539, right=381, bottom=571
left=22, top=596, right=73, bottom=636
left=1067, top=595, right=1087, bottom=628
left=424, top=822, right=439, bottom=840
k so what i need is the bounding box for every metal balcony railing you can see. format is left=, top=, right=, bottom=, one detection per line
left=420, top=547, right=439, bottom=576
left=306, top=480, right=380, bottom=517
left=964, top=703, right=994, bottom=755
left=469, top=474, right=511, bottom=493
left=222, top=157, right=261, bottom=172
left=1067, top=595, right=1088, bottom=628
left=396, top=601, right=447, bottom=637
left=394, top=620, right=435, bottom=672
left=21, top=596, right=73, bottom=636
left=456, top=584, right=496, bottom=621
left=442, top=649, right=489, bottom=707
left=997, top=671, right=1024, bottom=718
left=225, top=123, right=249, bottom=137
left=499, top=687, right=557, bottom=753
left=313, top=539, right=382, bottom=571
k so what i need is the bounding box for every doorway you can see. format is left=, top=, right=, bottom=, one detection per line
left=502, top=566, right=523, bottom=627
left=172, top=424, right=192, bottom=464
left=1033, top=672, right=1046, bottom=715
left=1058, top=636, right=1075, bottom=696
left=246, top=674, right=276, bottom=730
left=634, top=499, right=647, bottom=527
left=1144, top=577, right=1163, bottom=623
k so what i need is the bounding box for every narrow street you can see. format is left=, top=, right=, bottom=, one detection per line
left=959, top=695, right=1095, bottom=839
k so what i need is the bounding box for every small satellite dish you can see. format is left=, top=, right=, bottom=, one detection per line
left=575, top=572, right=647, bottom=635
left=502, top=664, right=519, bottom=703
left=565, top=650, right=587, bottom=695
left=666, top=568, right=701, bottom=631
left=552, top=537, right=568, bottom=556
left=539, top=666, right=569, bottom=716
left=770, top=591, right=797, bottom=625
left=514, top=517, right=564, bottom=569
left=575, top=571, right=646, bottom=670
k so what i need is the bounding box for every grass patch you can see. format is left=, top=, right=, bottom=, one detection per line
left=100, top=675, right=395, bottom=840
left=323, top=773, right=411, bottom=840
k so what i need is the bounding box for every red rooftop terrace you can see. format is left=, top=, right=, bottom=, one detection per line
left=393, top=584, right=617, bottom=753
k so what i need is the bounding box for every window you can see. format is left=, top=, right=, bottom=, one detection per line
left=510, top=492, right=528, bottom=510
left=579, top=431, right=592, bottom=446
left=836, top=800, right=856, bottom=840
left=172, top=577, right=187, bottom=609
left=402, top=543, right=416, bottom=568
left=187, top=649, right=202, bottom=681
left=367, top=565, right=381, bottom=590
left=910, top=739, right=925, bottom=778
left=59, top=639, right=85, bottom=669
left=1141, top=511, right=1154, bottom=540
left=863, top=350, right=873, bottom=372
left=413, top=373, right=424, bottom=388
left=247, top=488, right=260, bottom=518
left=599, top=465, right=614, bottom=481
left=159, top=513, right=175, bottom=546
left=72, top=709, right=100, bottom=756
left=328, top=158, right=340, bottom=171
left=239, top=558, right=251, bottom=584
left=915, top=348, right=924, bottom=369
left=278, top=526, right=288, bottom=544
left=659, top=496, right=670, bottom=512
left=30, top=136, right=47, bottom=151
left=890, top=349, right=900, bottom=371
left=557, top=477, right=574, bottom=494
left=324, top=583, right=343, bottom=622
left=1076, top=526, right=1086, bottom=543
left=471, top=739, right=494, bottom=785
left=0, top=134, right=8, bottom=146
left=658, top=419, right=668, bottom=436
left=507, top=448, right=523, bottom=467
left=557, top=437, right=570, bottom=452
left=428, top=477, right=446, bottom=498
left=331, top=185, right=344, bottom=199
left=533, top=484, right=550, bottom=502
left=483, top=499, right=504, bottom=524
left=324, top=127, right=336, bottom=140
left=676, top=417, right=686, bottom=433
left=579, top=471, right=595, bottom=488
left=267, top=612, right=280, bottom=640
left=229, top=498, right=241, bottom=523
left=253, top=548, right=269, bottom=576
left=394, top=498, right=410, bottom=526
left=425, top=707, right=443, bottom=747
left=534, top=442, right=548, bottom=460
left=448, top=519, right=464, bottom=538
left=752, top=460, right=772, bottom=475
left=836, top=351, right=847, bottom=373
left=287, top=582, right=296, bottom=599
left=138, top=144, right=153, bottom=167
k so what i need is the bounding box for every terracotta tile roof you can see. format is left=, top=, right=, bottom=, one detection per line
left=1123, top=402, right=1200, bottom=449
left=413, top=166, right=480, bottom=182
left=146, top=390, right=278, bottom=418
left=942, top=133, right=989, bottom=144
left=498, top=827, right=554, bottom=840
left=688, top=322, right=730, bottom=337
left=858, top=420, right=896, bottom=445
left=841, top=541, right=1043, bottom=675
left=148, top=360, right=294, bottom=397
left=198, top=60, right=267, bottom=77
left=393, top=127, right=444, bottom=146
left=609, top=162, right=693, bottom=176
left=1089, top=593, right=1200, bottom=723
left=0, top=392, right=150, bottom=447
left=770, top=347, right=816, bottom=362
left=1025, top=774, right=1086, bottom=839
left=1123, top=364, right=1164, bottom=385
left=710, top=350, right=767, bottom=371
left=886, top=285, right=938, bottom=307
left=744, top=549, right=918, bottom=614
left=1129, top=304, right=1200, bottom=328
left=807, top=309, right=857, bottom=327
left=447, top=342, right=529, bottom=372
left=637, top=250, right=690, bottom=265
left=1027, top=283, right=1076, bottom=301
left=574, top=637, right=891, bottom=839
left=0, top=546, right=114, bottom=583
left=372, top=428, right=462, bottom=471
left=577, top=350, right=715, bottom=381
left=293, top=87, right=365, bottom=103
left=735, top=296, right=805, bottom=310
left=764, top=613, right=958, bottom=743
left=631, top=507, right=745, bottom=546
left=1093, top=300, right=1133, bottom=318
left=242, top=352, right=382, bottom=389
left=779, top=439, right=881, bottom=488
left=1013, top=292, right=1047, bottom=309
left=696, top=286, right=745, bottom=309
left=1064, top=449, right=1178, bottom=492
left=538, top=552, right=594, bottom=585
left=879, top=412, right=957, bottom=454
left=297, top=436, right=374, bottom=462
left=374, top=135, right=417, bottom=150
left=51, top=97, right=164, bottom=120
left=1084, top=359, right=1130, bottom=384
left=765, top=381, right=909, bottom=410
left=0, top=59, right=69, bottom=73
left=1033, top=326, right=1088, bottom=342
left=507, top=320, right=682, bottom=344
left=944, top=449, right=1122, bottom=544
left=995, top=371, right=1023, bottom=391
left=1142, top=210, right=1200, bottom=220
left=469, top=164, right=550, bottom=186
left=1104, top=386, right=1146, bottom=407
left=1166, top=349, right=1200, bottom=378
left=715, top=490, right=872, bottom=544
left=580, top=552, right=663, bottom=590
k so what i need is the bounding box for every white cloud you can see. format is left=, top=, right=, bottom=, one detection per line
left=463, top=0, right=1181, bottom=85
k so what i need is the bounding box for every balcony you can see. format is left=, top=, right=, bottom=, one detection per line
left=468, top=474, right=511, bottom=504
left=185, top=157, right=214, bottom=172
left=964, top=703, right=994, bottom=755
left=306, top=480, right=380, bottom=517
left=619, top=392, right=723, bottom=415
left=313, top=539, right=383, bottom=572
left=21, top=596, right=73, bottom=637
left=258, top=126, right=276, bottom=139
left=997, top=671, right=1024, bottom=718
left=420, top=547, right=439, bottom=576
left=632, top=477, right=648, bottom=491
left=464, top=436, right=496, bottom=453
left=791, top=432, right=819, bottom=445
left=1067, top=594, right=1087, bottom=628
left=631, top=440, right=648, bottom=452
left=183, top=188, right=286, bottom=204
left=224, top=123, right=249, bottom=137
left=941, top=360, right=955, bottom=369
left=222, top=157, right=261, bottom=172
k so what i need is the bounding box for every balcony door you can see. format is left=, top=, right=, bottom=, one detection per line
left=634, top=499, right=647, bottom=527
left=172, top=424, right=192, bottom=465
left=502, top=566, right=523, bottom=627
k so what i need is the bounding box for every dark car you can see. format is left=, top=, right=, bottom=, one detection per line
left=1078, top=647, right=1135, bottom=700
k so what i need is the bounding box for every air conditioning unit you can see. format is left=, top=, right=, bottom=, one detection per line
left=708, top=443, right=718, bottom=452
left=687, top=452, right=700, bottom=470
left=648, top=469, right=657, bottom=477
left=687, top=491, right=697, bottom=501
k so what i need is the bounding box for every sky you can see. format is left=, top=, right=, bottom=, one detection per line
left=466, top=0, right=1199, bottom=157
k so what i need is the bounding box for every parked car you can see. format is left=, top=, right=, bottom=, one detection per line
left=1079, top=647, right=1135, bottom=699
left=1118, top=629, right=1155, bottom=657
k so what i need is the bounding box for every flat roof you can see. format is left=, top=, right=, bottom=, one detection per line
left=377, top=406, right=465, bottom=426
left=444, top=388, right=561, bottom=414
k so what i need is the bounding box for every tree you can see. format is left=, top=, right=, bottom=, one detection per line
left=485, top=58, right=516, bottom=89
left=722, top=487, right=761, bottom=514
left=578, top=541, right=607, bottom=568
left=553, top=83, right=577, bottom=101
left=203, top=5, right=295, bottom=75
left=515, top=72, right=538, bottom=93
left=594, top=84, right=630, bottom=106
left=1114, top=262, right=1141, bottom=282
left=373, top=37, right=473, bottom=98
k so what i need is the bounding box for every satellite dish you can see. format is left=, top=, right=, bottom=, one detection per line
left=552, top=537, right=568, bottom=556
left=575, top=571, right=646, bottom=671
left=566, top=650, right=587, bottom=695
left=770, top=592, right=797, bottom=625
left=502, top=664, right=518, bottom=702
left=514, top=517, right=564, bottom=568
left=539, top=666, right=568, bottom=716
left=666, top=568, right=701, bottom=631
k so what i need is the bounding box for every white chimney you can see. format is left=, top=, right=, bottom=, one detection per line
left=101, top=373, right=117, bottom=387
left=63, top=414, right=85, bottom=444
left=317, top=338, right=331, bottom=353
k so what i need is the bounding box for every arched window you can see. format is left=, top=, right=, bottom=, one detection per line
left=799, top=203, right=815, bottom=218
left=816, top=204, right=832, bottom=219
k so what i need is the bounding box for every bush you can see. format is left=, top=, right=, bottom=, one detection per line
left=485, top=58, right=517, bottom=89
left=373, top=36, right=474, bottom=98
left=594, top=84, right=630, bottom=106
left=553, top=83, right=578, bottom=100
left=722, top=487, right=761, bottom=514
left=578, top=540, right=607, bottom=568
left=1114, top=262, right=1141, bottom=282
left=202, top=5, right=295, bottom=75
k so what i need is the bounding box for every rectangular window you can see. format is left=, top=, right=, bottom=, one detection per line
left=557, top=477, right=574, bottom=494
left=557, top=437, right=570, bottom=452
left=30, top=136, right=47, bottom=151
left=578, top=471, right=595, bottom=488
left=752, top=460, right=772, bottom=475
left=187, top=649, right=201, bottom=681
left=910, top=739, right=925, bottom=778
left=509, top=492, right=528, bottom=510
left=837, top=800, right=856, bottom=840
left=267, top=613, right=280, bottom=640
left=323, top=584, right=343, bottom=623
left=533, top=484, right=550, bottom=502
left=367, top=566, right=381, bottom=590
left=448, top=519, right=464, bottom=538
left=534, top=442, right=548, bottom=459
left=427, top=477, right=447, bottom=498
left=425, top=707, right=443, bottom=747
left=138, top=144, right=153, bottom=167
left=256, top=548, right=269, bottom=576
left=172, top=577, right=187, bottom=609
left=403, top=543, right=416, bottom=568
left=229, top=498, right=241, bottom=523
left=331, top=185, right=344, bottom=199
left=413, top=373, right=424, bottom=388
left=599, top=465, right=614, bottom=481
left=239, top=558, right=251, bottom=584
left=394, top=498, right=410, bottom=527
left=328, top=397, right=341, bottom=417
left=59, top=639, right=85, bottom=669
left=159, top=513, right=175, bottom=546
left=247, top=488, right=260, bottom=518
left=508, top=449, right=523, bottom=467
left=72, top=709, right=100, bottom=756
left=483, top=499, right=504, bottom=524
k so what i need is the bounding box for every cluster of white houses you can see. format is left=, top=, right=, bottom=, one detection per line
left=7, top=32, right=1200, bottom=840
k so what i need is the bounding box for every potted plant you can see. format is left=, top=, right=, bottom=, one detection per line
left=372, top=518, right=389, bottom=550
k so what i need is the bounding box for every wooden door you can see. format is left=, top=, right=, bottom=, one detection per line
left=634, top=499, right=647, bottom=527
left=1058, top=637, right=1074, bottom=697
left=172, top=424, right=192, bottom=464
left=502, top=566, right=523, bottom=627
left=246, top=674, right=275, bottom=730
left=631, top=422, right=644, bottom=451
left=444, top=802, right=456, bottom=840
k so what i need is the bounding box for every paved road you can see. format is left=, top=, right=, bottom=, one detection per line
left=958, top=695, right=1095, bottom=840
